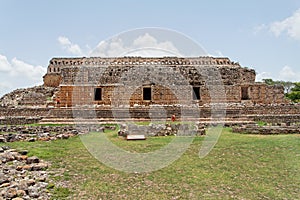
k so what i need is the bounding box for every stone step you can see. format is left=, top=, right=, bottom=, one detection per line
left=39, top=117, right=254, bottom=125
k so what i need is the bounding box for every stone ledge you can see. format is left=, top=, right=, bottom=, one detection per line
left=126, top=135, right=146, bottom=140
left=232, top=125, right=300, bottom=135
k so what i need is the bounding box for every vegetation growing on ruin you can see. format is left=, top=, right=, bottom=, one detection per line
left=256, top=121, right=268, bottom=126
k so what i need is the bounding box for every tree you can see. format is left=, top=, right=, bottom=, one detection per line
left=286, top=82, right=300, bottom=103
left=291, top=82, right=300, bottom=91
left=262, top=79, right=295, bottom=94
left=262, top=78, right=275, bottom=85
left=277, top=81, right=294, bottom=93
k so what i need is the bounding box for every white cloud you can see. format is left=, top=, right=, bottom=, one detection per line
left=278, top=65, right=300, bottom=81
left=0, top=54, right=46, bottom=97
left=255, top=71, right=273, bottom=82
left=0, top=82, right=12, bottom=96
left=10, top=58, right=46, bottom=81
left=211, top=50, right=224, bottom=57
left=269, top=8, right=300, bottom=40
left=254, top=9, right=300, bottom=41
left=0, top=82, right=12, bottom=88
left=253, top=24, right=267, bottom=35
left=255, top=66, right=300, bottom=82
left=90, top=33, right=180, bottom=57
left=58, top=36, right=84, bottom=55
left=0, top=54, right=12, bottom=72
left=57, top=36, right=71, bottom=46
left=132, top=33, right=179, bottom=54
left=133, top=33, right=158, bottom=47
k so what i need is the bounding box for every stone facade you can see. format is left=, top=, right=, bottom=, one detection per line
left=1, top=56, right=298, bottom=125
left=43, top=56, right=288, bottom=107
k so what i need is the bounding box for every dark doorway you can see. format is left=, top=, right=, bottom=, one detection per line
left=193, top=87, right=201, bottom=100
left=241, top=87, right=249, bottom=100
left=143, top=87, right=151, bottom=101
left=94, top=88, right=102, bottom=101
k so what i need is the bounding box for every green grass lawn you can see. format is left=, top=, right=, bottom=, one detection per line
left=4, top=127, right=300, bottom=200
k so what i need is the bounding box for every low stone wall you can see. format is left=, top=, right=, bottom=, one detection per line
left=0, top=117, right=42, bottom=125
left=250, top=114, right=300, bottom=124
left=241, top=104, right=300, bottom=115
left=0, top=108, right=51, bottom=117
left=0, top=125, right=116, bottom=143
left=118, top=123, right=206, bottom=137
left=47, top=103, right=300, bottom=118
left=0, top=107, right=51, bottom=125
left=48, top=107, right=243, bottom=119
left=1, top=103, right=299, bottom=125
left=0, top=125, right=81, bottom=142
left=232, top=125, right=300, bottom=135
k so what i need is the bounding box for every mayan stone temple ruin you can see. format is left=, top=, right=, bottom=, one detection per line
left=1, top=56, right=300, bottom=125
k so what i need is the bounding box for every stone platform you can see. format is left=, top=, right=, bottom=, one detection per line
left=0, top=104, right=299, bottom=127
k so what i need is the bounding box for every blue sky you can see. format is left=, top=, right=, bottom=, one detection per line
left=1, top=0, right=300, bottom=97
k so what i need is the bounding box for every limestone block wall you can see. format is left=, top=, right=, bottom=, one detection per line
left=47, top=107, right=221, bottom=120
left=45, top=57, right=255, bottom=86
left=43, top=74, right=62, bottom=87
left=232, top=125, right=300, bottom=135
left=241, top=104, right=300, bottom=115
left=57, top=84, right=253, bottom=107
left=0, top=108, right=50, bottom=117
left=251, top=115, right=300, bottom=124
left=248, top=84, right=287, bottom=104
left=57, top=85, right=181, bottom=107
left=43, top=56, right=288, bottom=106
left=55, top=64, right=255, bottom=86
left=0, top=117, right=42, bottom=125
left=224, top=85, right=241, bottom=102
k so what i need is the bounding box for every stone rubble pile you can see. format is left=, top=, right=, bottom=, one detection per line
left=0, top=146, right=50, bottom=200
left=0, top=125, right=85, bottom=143
left=0, top=85, right=57, bottom=108
left=0, top=125, right=119, bottom=143
left=118, top=123, right=206, bottom=137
